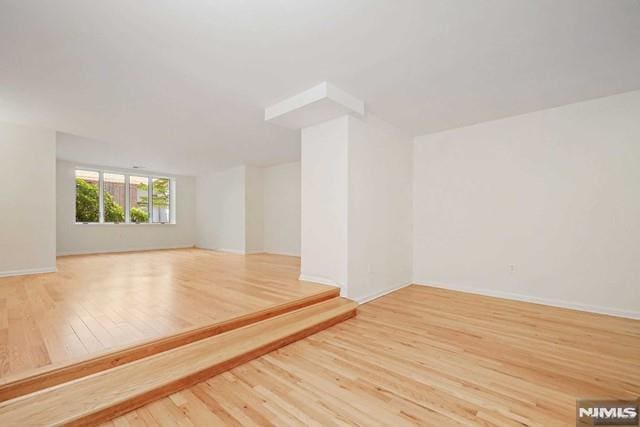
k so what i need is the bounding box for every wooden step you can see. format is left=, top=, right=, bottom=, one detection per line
left=0, top=287, right=339, bottom=402
left=0, top=297, right=357, bottom=426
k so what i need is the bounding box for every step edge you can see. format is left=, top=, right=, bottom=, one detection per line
left=0, top=298, right=357, bottom=408
left=0, top=287, right=340, bottom=402
left=69, top=308, right=357, bottom=427
left=0, top=303, right=357, bottom=426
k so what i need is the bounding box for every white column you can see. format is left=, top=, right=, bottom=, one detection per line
left=266, top=82, right=413, bottom=301
left=300, top=115, right=350, bottom=293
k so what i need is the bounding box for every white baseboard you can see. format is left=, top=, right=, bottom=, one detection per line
left=0, top=266, right=57, bottom=278
left=413, top=280, right=640, bottom=320
left=264, top=250, right=301, bottom=257
left=196, top=246, right=301, bottom=257
left=212, top=248, right=247, bottom=255
left=356, top=281, right=412, bottom=304
left=194, top=245, right=246, bottom=255
left=298, top=274, right=340, bottom=288
left=57, top=245, right=195, bottom=257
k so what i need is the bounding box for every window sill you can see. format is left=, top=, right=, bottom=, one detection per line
left=74, top=222, right=176, bottom=226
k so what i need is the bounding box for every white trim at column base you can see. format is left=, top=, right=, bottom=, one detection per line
left=298, top=274, right=339, bottom=288
left=0, top=266, right=57, bottom=278
left=355, top=282, right=412, bottom=304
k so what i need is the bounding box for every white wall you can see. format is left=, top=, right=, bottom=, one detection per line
left=263, top=162, right=301, bottom=256
left=0, top=121, right=57, bottom=275
left=348, top=114, right=413, bottom=302
left=56, top=159, right=196, bottom=255
left=245, top=166, right=264, bottom=254
left=299, top=113, right=413, bottom=301
left=196, top=166, right=246, bottom=253
left=196, top=162, right=301, bottom=256
left=413, top=90, right=640, bottom=318
left=300, top=116, right=349, bottom=288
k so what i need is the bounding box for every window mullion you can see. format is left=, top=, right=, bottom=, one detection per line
left=99, top=171, right=104, bottom=223
left=147, top=176, right=152, bottom=223
left=124, top=174, right=130, bottom=223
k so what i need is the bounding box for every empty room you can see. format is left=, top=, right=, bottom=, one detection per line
left=0, top=1, right=639, bottom=426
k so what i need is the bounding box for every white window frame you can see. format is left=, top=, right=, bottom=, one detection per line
left=74, top=168, right=102, bottom=224
left=74, top=167, right=175, bottom=226
left=102, top=171, right=127, bottom=224
left=150, top=177, right=171, bottom=224
left=128, top=174, right=152, bottom=224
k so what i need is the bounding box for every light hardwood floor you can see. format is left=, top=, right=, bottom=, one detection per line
left=0, top=298, right=357, bottom=426
left=106, top=285, right=640, bottom=426
left=0, top=249, right=333, bottom=378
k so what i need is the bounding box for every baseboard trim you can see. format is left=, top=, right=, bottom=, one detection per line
left=298, top=274, right=340, bottom=288
left=413, top=280, right=640, bottom=320
left=196, top=247, right=301, bottom=257
left=357, top=281, right=412, bottom=304
left=57, top=245, right=195, bottom=257
left=0, top=267, right=57, bottom=278
left=194, top=246, right=246, bottom=255
left=263, top=250, right=301, bottom=257
left=211, top=248, right=247, bottom=255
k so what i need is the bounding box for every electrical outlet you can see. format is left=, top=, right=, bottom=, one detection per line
left=509, top=264, right=515, bottom=273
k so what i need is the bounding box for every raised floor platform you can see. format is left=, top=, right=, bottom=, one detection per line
left=0, top=249, right=356, bottom=424
left=0, top=297, right=356, bottom=425
left=0, top=249, right=337, bottom=378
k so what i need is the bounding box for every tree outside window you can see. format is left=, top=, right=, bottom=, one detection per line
left=75, top=170, right=171, bottom=224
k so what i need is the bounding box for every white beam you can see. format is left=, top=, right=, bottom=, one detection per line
left=265, top=82, right=364, bottom=129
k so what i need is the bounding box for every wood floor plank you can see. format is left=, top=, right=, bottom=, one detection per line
left=0, top=297, right=357, bottom=426
left=3, top=251, right=638, bottom=426
left=108, top=285, right=640, bottom=426
left=0, top=249, right=337, bottom=380
left=0, top=277, right=339, bottom=402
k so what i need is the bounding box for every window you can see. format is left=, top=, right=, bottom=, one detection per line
left=130, top=176, right=150, bottom=223
left=74, top=168, right=173, bottom=225
left=103, top=173, right=126, bottom=223
left=75, top=170, right=100, bottom=223
left=152, top=178, right=170, bottom=223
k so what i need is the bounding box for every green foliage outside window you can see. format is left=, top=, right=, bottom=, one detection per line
left=130, top=181, right=150, bottom=223
left=76, top=177, right=166, bottom=223
left=104, top=193, right=125, bottom=223
left=130, top=206, right=149, bottom=223
left=75, top=178, right=100, bottom=222
left=75, top=178, right=126, bottom=223
left=138, top=179, right=169, bottom=208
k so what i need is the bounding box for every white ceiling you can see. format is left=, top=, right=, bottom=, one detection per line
left=2, top=0, right=639, bottom=175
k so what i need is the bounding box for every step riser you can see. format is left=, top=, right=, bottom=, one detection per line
left=0, top=298, right=358, bottom=426
left=67, top=309, right=356, bottom=426
left=0, top=288, right=339, bottom=402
